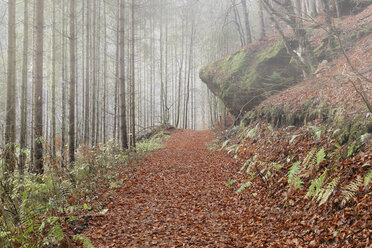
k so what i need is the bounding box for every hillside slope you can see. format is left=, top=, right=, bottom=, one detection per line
left=210, top=6, right=372, bottom=247
left=200, top=5, right=372, bottom=120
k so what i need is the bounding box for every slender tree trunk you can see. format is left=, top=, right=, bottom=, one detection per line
left=241, top=0, right=252, bottom=43
left=231, top=0, right=245, bottom=46
left=84, top=0, right=90, bottom=145
left=113, top=0, right=120, bottom=143
left=103, top=0, right=108, bottom=144
left=51, top=0, right=56, bottom=160
left=61, top=0, right=67, bottom=166
left=258, top=0, right=265, bottom=39
left=176, top=20, right=184, bottom=128
left=19, top=0, right=29, bottom=176
left=91, top=0, right=97, bottom=147
left=4, top=0, right=17, bottom=175
left=119, top=0, right=128, bottom=149
left=95, top=0, right=101, bottom=145
left=130, top=0, right=136, bottom=148
left=69, top=0, right=76, bottom=165
left=33, top=0, right=44, bottom=174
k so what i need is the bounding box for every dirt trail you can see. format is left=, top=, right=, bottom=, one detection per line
left=84, top=130, right=255, bottom=247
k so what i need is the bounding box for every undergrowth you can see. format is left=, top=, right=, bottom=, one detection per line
left=222, top=119, right=371, bottom=208
left=0, top=131, right=169, bottom=248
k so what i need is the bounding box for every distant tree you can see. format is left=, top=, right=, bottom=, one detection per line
left=33, top=0, right=44, bottom=174
left=241, top=0, right=252, bottom=43
left=119, top=0, right=128, bottom=149
left=84, top=0, right=90, bottom=145
left=69, top=0, right=76, bottom=164
left=51, top=0, right=57, bottom=160
left=19, top=0, right=29, bottom=176
left=261, top=0, right=316, bottom=77
left=4, top=0, right=17, bottom=175
left=130, top=0, right=136, bottom=148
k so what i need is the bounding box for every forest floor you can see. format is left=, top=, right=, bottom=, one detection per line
left=82, top=129, right=265, bottom=247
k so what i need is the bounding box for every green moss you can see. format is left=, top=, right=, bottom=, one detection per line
left=367, top=121, right=372, bottom=133
left=256, top=40, right=285, bottom=63
left=217, top=49, right=250, bottom=77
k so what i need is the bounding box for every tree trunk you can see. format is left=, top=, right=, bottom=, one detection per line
left=5, top=0, right=17, bottom=175
left=33, top=0, right=44, bottom=174
left=51, top=0, right=56, bottom=160
left=19, top=0, right=29, bottom=176
left=241, top=0, right=252, bottom=43
left=113, top=0, right=120, bottom=143
left=91, top=0, right=97, bottom=147
left=130, top=0, right=136, bottom=148
left=69, top=0, right=76, bottom=165
left=84, top=0, right=90, bottom=145
left=61, top=0, right=67, bottom=167
left=119, top=0, right=128, bottom=149
left=258, top=0, right=265, bottom=39
left=103, top=0, right=108, bottom=144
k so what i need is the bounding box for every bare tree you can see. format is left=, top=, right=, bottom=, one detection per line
left=19, top=0, right=29, bottom=176
left=33, top=0, right=44, bottom=174
left=119, top=0, right=128, bottom=149
left=69, top=0, right=76, bottom=164
left=241, top=0, right=252, bottom=43
left=51, top=0, right=56, bottom=160
left=130, top=0, right=136, bottom=148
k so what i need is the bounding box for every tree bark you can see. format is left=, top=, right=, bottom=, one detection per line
left=119, top=0, right=128, bottom=149
left=19, top=0, right=29, bottom=176
left=33, top=0, right=44, bottom=174
left=69, top=0, right=76, bottom=165
left=241, top=0, right=252, bottom=43
left=5, top=0, right=17, bottom=175
left=84, top=0, right=90, bottom=145
left=130, top=0, right=136, bottom=148
left=51, top=0, right=56, bottom=160
left=91, top=0, right=97, bottom=147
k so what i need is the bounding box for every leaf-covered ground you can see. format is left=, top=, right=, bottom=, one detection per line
left=80, top=128, right=371, bottom=248
left=84, top=130, right=253, bottom=247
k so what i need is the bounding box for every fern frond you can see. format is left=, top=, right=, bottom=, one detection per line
left=305, top=169, right=328, bottom=200
left=288, top=162, right=303, bottom=189
left=364, top=169, right=372, bottom=187
left=318, top=177, right=340, bottom=206
left=316, top=148, right=326, bottom=165
left=288, top=162, right=301, bottom=183
left=303, top=148, right=316, bottom=170
left=341, top=176, right=363, bottom=207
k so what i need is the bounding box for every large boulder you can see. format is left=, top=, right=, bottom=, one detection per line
left=199, top=40, right=301, bottom=118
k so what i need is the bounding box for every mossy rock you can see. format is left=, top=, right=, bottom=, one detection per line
left=199, top=40, right=301, bottom=118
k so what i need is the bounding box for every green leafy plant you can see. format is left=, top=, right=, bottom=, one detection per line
left=364, top=169, right=372, bottom=186
left=226, top=179, right=237, bottom=187
left=317, top=177, right=340, bottom=206
left=236, top=181, right=252, bottom=193
left=306, top=169, right=328, bottom=200
left=288, top=162, right=303, bottom=189
left=341, top=176, right=363, bottom=207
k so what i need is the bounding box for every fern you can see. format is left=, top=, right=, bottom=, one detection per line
left=236, top=181, right=252, bottom=194
left=226, top=179, right=237, bottom=187
left=288, top=162, right=302, bottom=189
left=364, top=169, right=372, bottom=187
left=316, top=148, right=326, bottom=165
left=303, top=148, right=317, bottom=170
left=341, top=176, right=363, bottom=207
left=306, top=169, right=328, bottom=200
left=272, top=162, right=283, bottom=171
left=318, top=177, right=340, bottom=206
left=246, top=124, right=259, bottom=138
left=73, top=234, right=95, bottom=248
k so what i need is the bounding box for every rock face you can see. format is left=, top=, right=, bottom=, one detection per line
left=199, top=40, right=301, bottom=118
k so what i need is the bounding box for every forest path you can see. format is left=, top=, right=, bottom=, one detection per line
left=84, top=130, right=257, bottom=247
